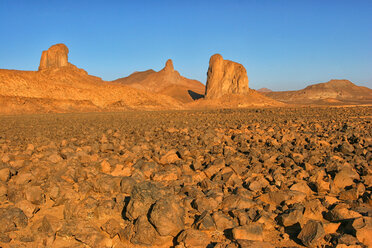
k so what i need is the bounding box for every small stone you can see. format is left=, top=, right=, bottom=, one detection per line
left=235, top=240, right=275, bottom=248
left=25, top=185, right=45, bottom=205
left=131, top=215, right=160, bottom=246
left=290, top=181, right=313, bottom=195
left=159, top=150, right=180, bottom=164
left=101, top=160, right=111, bottom=173
left=101, top=219, right=121, bottom=238
left=0, top=206, right=28, bottom=232
left=323, top=221, right=341, bottom=234
left=177, top=229, right=210, bottom=248
left=212, top=211, right=236, bottom=231
left=120, top=176, right=135, bottom=194
left=0, top=167, right=11, bottom=182
left=354, top=217, right=372, bottom=247
left=149, top=197, right=185, bottom=236
left=0, top=232, right=11, bottom=243
left=204, top=159, right=225, bottom=178
left=298, top=220, right=325, bottom=247
left=232, top=224, right=263, bottom=241
left=195, top=211, right=216, bottom=231
left=15, top=200, right=36, bottom=218
left=278, top=204, right=304, bottom=227
left=48, top=153, right=62, bottom=163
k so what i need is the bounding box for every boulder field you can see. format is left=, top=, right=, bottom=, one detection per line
left=0, top=107, right=371, bottom=247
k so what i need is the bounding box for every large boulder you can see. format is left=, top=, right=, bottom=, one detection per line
left=205, top=54, right=249, bottom=99
left=38, top=43, right=69, bottom=70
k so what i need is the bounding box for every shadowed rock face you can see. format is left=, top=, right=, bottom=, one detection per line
left=38, top=44, right=69, bottom=71
left=205, top=54, right=249, bottom=99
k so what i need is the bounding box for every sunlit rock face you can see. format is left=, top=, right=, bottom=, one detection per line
left=205, top=54, right=249, bottom=99
left=38, top=43, right=69, bottom=71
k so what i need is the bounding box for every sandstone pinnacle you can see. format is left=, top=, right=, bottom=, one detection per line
left=205, top=54, right=249, bottom=99
left=162, top=59, right=174, bottom=72
left=38, top=43, right=69, bottom=71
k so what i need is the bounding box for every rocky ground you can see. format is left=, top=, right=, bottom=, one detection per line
left=0, top=107, right=371, bottom=248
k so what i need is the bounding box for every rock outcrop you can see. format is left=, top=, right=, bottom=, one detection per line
left=162, top=59, right=174, bottom=73
left=38, top=44, right=69, bottom=71
left=0, top=43, right=183, bottom=114
left=205, top=54, right=249, bottom=99
left=114, top=59, right=205, bottom=103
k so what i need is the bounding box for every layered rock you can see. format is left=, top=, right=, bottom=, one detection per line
left=205, top=54, right=249, bottom=99
left=38, top=44, right=70, bottom=71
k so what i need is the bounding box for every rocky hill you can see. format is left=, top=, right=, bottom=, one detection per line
left=257, top=88, right=272, bottom=93
left=113, top=59, right=205, bottom=103
left=0, top=44, right=182, bottom=114
left=263, top=80, right=372, bottom=105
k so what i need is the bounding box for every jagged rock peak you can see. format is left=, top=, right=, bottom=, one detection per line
left=205, top=54, right=249, bottom=99
left=38, top=43, right=69, bottom=71
left=162, top=59, right=174, bottom=72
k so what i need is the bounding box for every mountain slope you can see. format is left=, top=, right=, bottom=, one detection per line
left=263, top=80, right=372, bottom=105
left=257, top=88, right=272, bottom=93
left=113, top=59, right=205, bottom=103
left=0, top=67, right=183, bottom=113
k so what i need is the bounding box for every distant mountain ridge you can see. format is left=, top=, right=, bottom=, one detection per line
left=257, top=88, right=272, bottom=93
left=262, top=79, right=372, bottom=105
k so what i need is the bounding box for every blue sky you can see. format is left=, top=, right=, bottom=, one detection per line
left=0, top=0, right=371, bottom=90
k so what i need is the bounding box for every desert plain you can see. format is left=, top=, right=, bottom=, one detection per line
left=0, top=106, right=371, bottom=248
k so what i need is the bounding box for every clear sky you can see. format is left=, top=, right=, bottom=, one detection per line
left=1, top=0, right=371, bottom=90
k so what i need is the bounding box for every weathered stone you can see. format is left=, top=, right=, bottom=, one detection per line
left=131, top=215, right=160, bottom=246
left=195, top=211, right=216, bottom=231
left=101, top=218, right=121, bottom=238
left=232, top=223, right=263, bottom=241
left=126, top=181, right=164, bottom=220
left=149, top=197, right=185, bottom=236
left=120, top=176, right=136, bottom=194
left=235, top=240, right=275, bottom=248
left=205, top=54, right=249, bottom=99
left=25, top=185, right=45, bottom=205
left=39, top=43, right=69, bottom=70
left=177, top=229, right=210, bottom=248
left=354, top=217, right=372, bottom=247
left=0, top=167, right=11, bottom=182
left=0, top=206, right=28, bottom=232
left=15, top=200, right=36, bottom=218
left=212, top=211, right=236, bottom=231
left=278, top=204, right=304, bottom=227
left=298, top=220, right=325, bottom=247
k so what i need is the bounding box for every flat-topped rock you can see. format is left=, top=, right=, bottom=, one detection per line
left=38, top=43, right=69, bottom=71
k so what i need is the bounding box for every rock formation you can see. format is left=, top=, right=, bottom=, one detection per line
left=38, top=44, right=69, bottom=71
left=162, top=59, right=174, bottom=73
left=205, top=54, right=249, bottom=99
left=114, top=59, right=205, bottom=103
left=0, top=43, right=183, bottom=114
